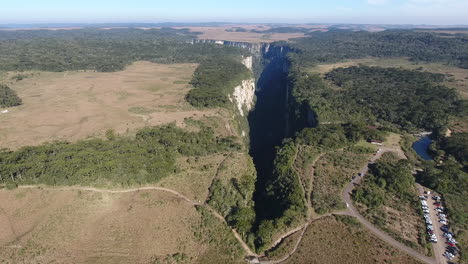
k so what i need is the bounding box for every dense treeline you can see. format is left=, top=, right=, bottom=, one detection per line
left=290, top=30, right=468, bottom=68
left=354, top=158, right=415, bottom=209
left=0, top=28, right=247, bottom=72
left=289, top=65, right=464, bottom=131
left=186, top=58, right=251, bottom=108
left=0, top=84, right=22, bottom=107
left=326, top=66, right=463, bottom=130
left=0, top=124, right=240, bottom=186
left=437, top=132, right=468, bottom=169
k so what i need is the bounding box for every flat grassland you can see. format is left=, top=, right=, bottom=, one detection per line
left=0, top=188, right=243, bottom=264
left=284, top=215, right=422, bottom=264
left=176, top=25, right=309, bottom=43
left=0, top=61, right=223, bottom=150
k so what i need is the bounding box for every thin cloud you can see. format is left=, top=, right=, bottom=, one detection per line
left=367, top=0, right=388, bottom=5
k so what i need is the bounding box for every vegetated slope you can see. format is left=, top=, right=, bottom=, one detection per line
left=290, top=30, right=468, bottom=68
left=0, top=84, right=22, bottom=107
left=186, top=57, right=251, bottom=108
left=419, top=133, right=468, bottom=263
left=0, top=28, right=247, bottom=72
left=0, top=124, right=240, bottom=186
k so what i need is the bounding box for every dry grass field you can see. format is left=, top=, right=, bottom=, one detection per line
left=0, top=61, right=226, bottom=150
left=283, top=215, right=422, bottom=264
left=175, top=25, right=309, bottom=43
left=0, top=188, right=243, bottom=264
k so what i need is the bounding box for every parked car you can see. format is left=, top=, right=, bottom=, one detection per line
left=443, top=252, right=454, bottom=260
left=447, top=242, right=456, bottom=247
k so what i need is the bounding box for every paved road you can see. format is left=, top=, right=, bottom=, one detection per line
left=343, top=148, right=436, bottom=264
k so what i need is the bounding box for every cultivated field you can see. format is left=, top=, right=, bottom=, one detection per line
left=284, top=215, right=422, bottom=264
left=0, top=61, right=225, bottom=150
left=0, top=188, right=244, bottom=264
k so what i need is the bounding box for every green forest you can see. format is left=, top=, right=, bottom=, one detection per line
left=289, top=65, right=464, bottom=131
left=0, top=84, right=22, bottom=108
left=186, top=57, right=251, bottom=108
left=0, top=28, right=247, bottom=72
left=0, top=124, right=240, bottom=186
left=289, top=30, right=468, bottom=68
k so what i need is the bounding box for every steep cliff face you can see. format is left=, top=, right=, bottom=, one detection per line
left=229, top=56, right=256, bottom=117
left=230, top=79, right=255, bottom=117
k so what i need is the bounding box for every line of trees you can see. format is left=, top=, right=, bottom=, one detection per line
left=0, top=124, right=240, bottom=186
left=290, top=30, right=468, bottom=68
left=0, top=84, right=22, bottom=108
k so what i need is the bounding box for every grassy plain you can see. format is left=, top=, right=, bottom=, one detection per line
left=175, top=25, right=308, bottom=43
left=283, top=215, right=422, bottom=264
left=0, top=188, right=243, bottom=264
left=0, top=61, right=228, bottom=150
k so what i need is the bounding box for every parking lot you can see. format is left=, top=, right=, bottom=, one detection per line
left=418, top=185, right=459, bottom=264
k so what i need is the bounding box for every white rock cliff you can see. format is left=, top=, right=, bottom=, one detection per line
left=229, top=56, right=255, bottom=117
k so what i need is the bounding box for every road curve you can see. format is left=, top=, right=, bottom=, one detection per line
left=342, top=149, right=436, bottom=264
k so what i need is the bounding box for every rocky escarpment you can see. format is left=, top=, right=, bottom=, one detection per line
left=230, top=78, right=255, bottom=117
left=229, top=56, right=256, bottom=117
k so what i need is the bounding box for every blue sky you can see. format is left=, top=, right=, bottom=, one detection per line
left=1, top=0, right=467, bottom=25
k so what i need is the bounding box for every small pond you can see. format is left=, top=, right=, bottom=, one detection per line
left=412, top=136, right=433, bottom=161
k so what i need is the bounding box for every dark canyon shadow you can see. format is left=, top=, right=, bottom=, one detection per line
left=248, top=47, right=289, bottom=221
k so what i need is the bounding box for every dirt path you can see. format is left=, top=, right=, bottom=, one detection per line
left=342, top=148, right=436, bottom=264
